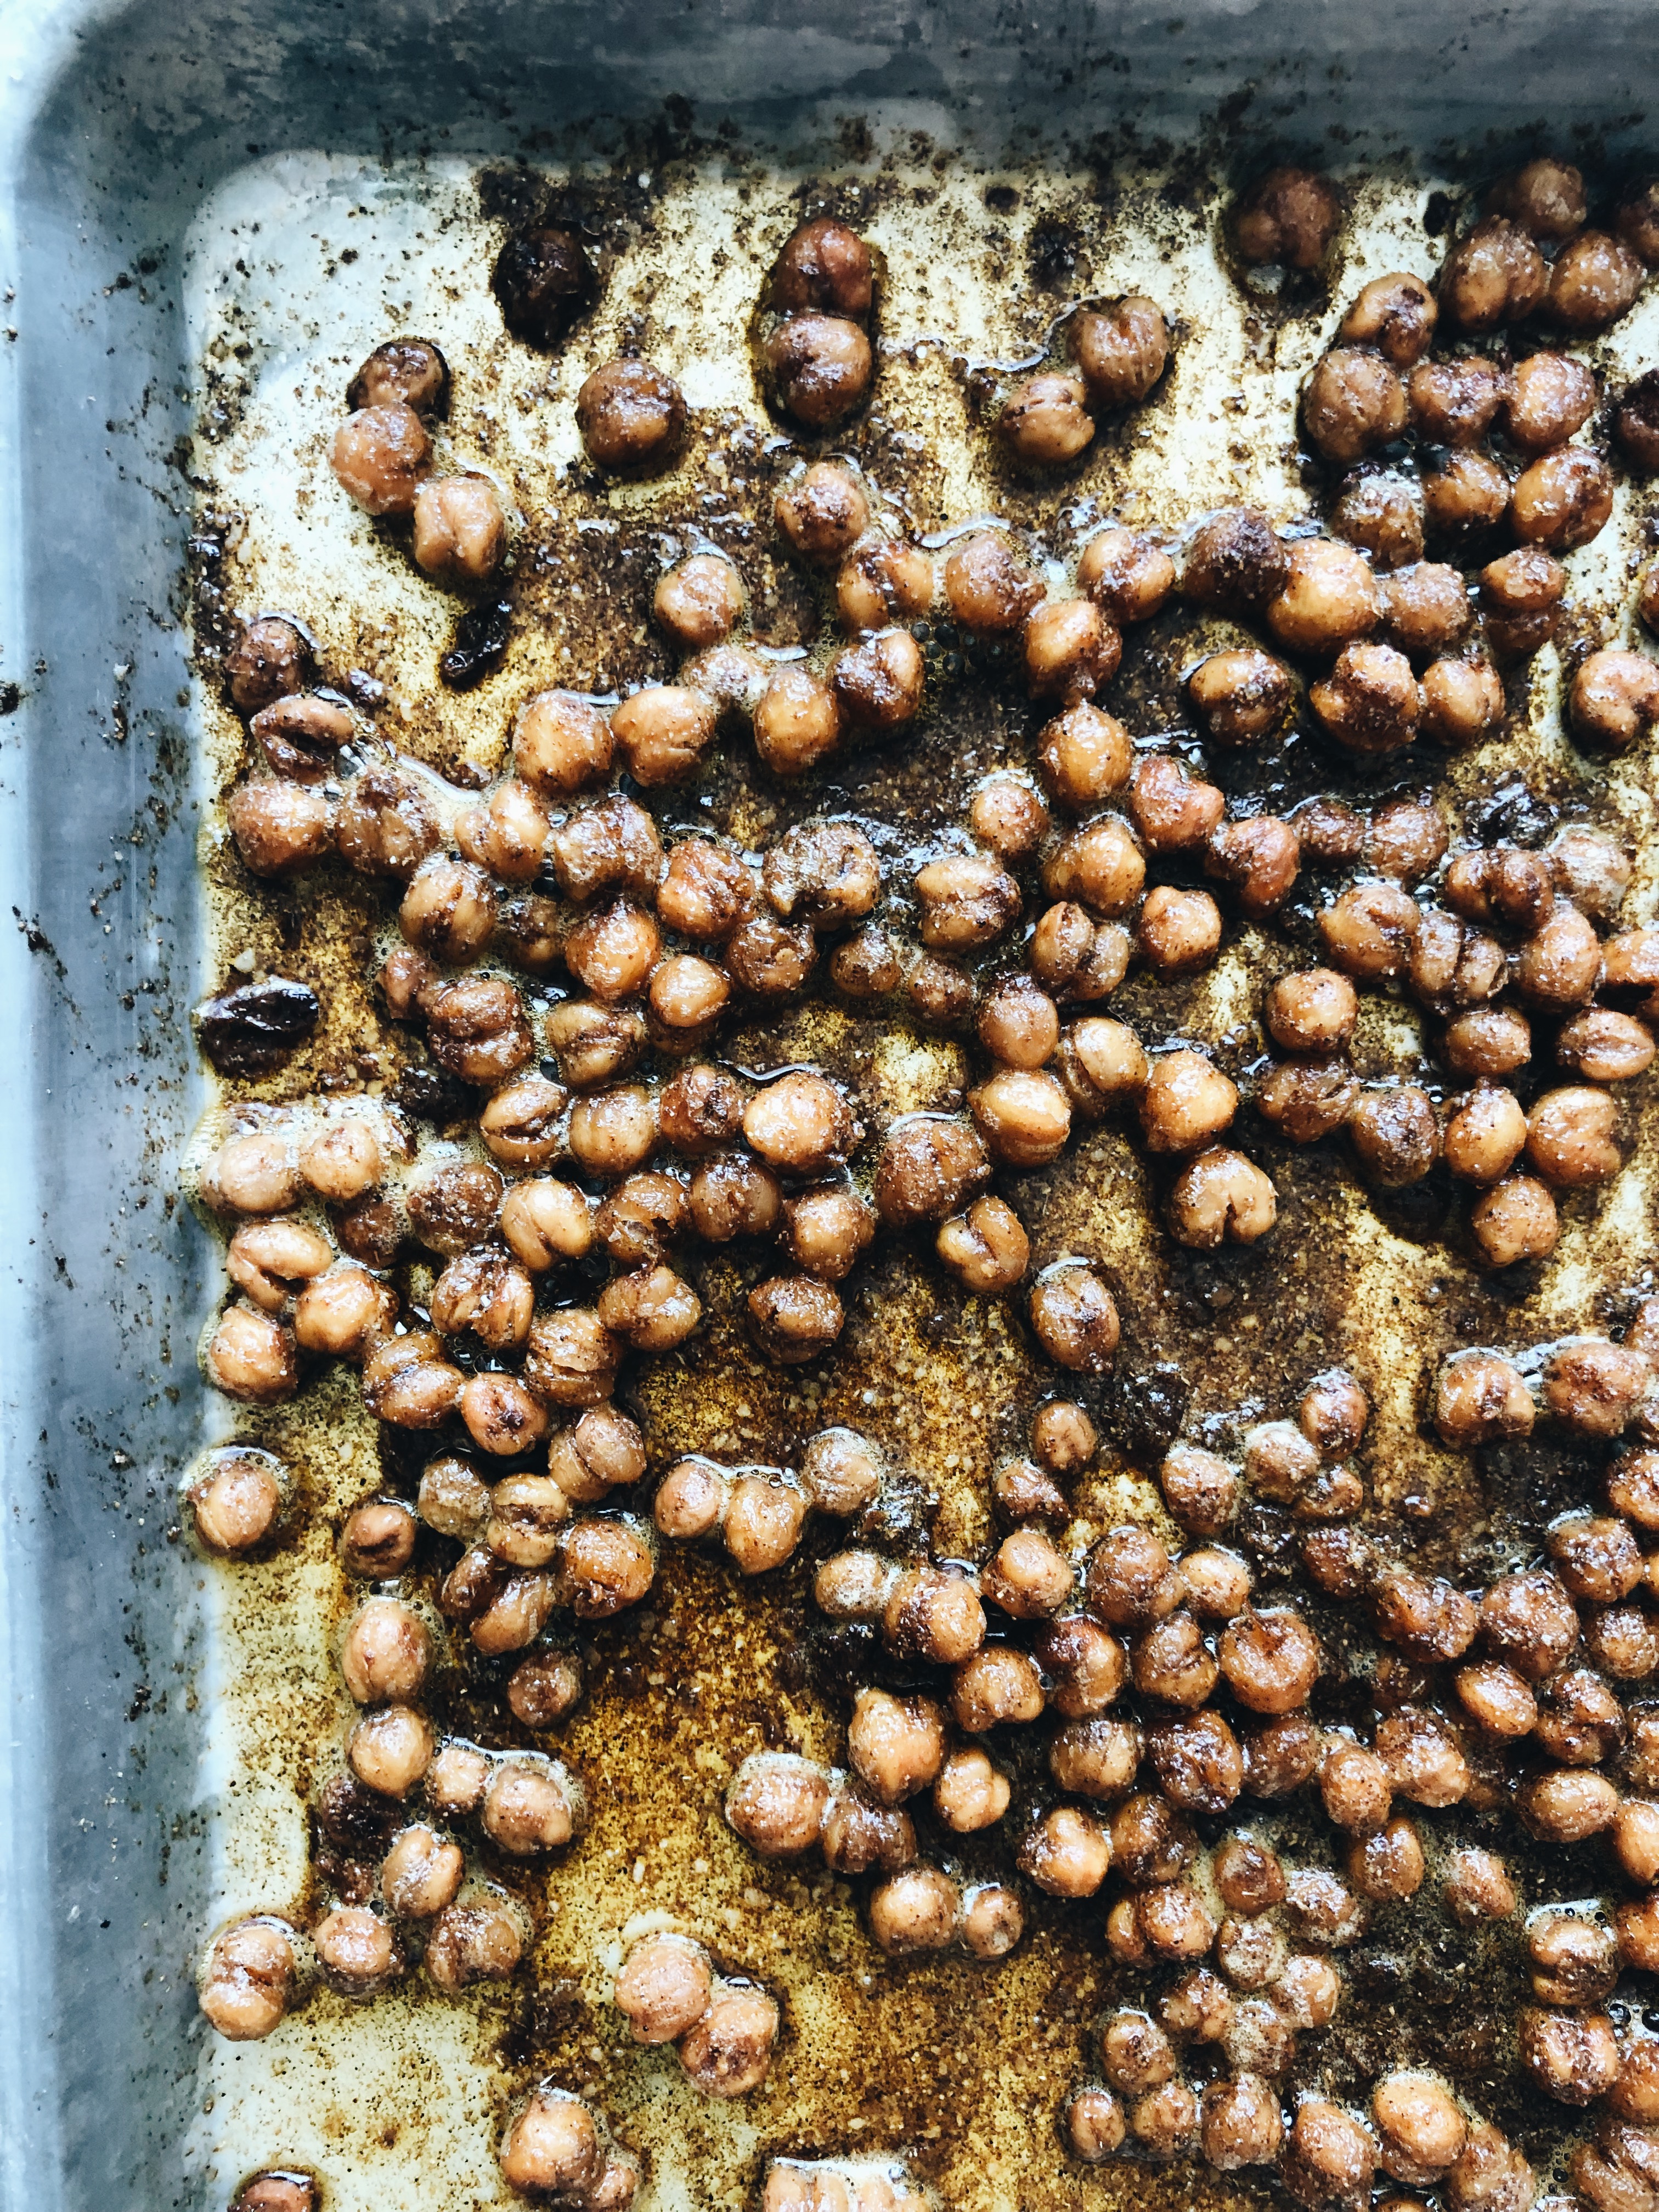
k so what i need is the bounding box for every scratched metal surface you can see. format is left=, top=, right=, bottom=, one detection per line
left=165, top=129, right=1659, bottom=2212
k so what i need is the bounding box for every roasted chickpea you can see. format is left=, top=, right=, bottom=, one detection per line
left=1126, top=761, right=1224, bottom=866
left=1333, top=469, right=1424, bottom=569
left=411, top=473, right=506, bottom=584
left=614, top=1932, right=713, bottom=2045
left=331, top=402, right=430, bottom=516
left=867, top=1865, right=961, bottom=1956
left=1520, top=2007, right=1621, bottom=2103
left=199, top=1918, right=298, bottom=2042
left=1302, top=348, right=1407, bottom=463
left=1020, top=1804, right=1111, bottom=1897
left=1078, top=527, right=1175, bottom=622
left=968, top=773, right=1048, bottom=859
left=1139, top=1048, right=1235, bottom=1154
left=654, top=552, right=744, bottom=650
left=349, top=1703, right=435, bottom=1798
left=747, top=1273, right=843, bottom=1364
left=1072, top=295, right=1170, bottom=407
left=1527, top=1084, right=1621, bottom=1187
left=576, top=355, right=685, bottom=472
left=1311, top=641, right=1421, bottom=755
left=766, top=314, right=873, bottom=427
left=943, top=531, right=1043, bottom=634
left=1267, top=539, right=1381, bottom=657
left=935, top=1194, right=1030, bottom=1295
left=1183, top=506, right=1289, bottom=612
left=1511, top=447, right=1615, bottom=552
left=1167, top=1148, right=1277, bottom=1249
left=1234, top=167, right=1342, bottom=268
left=1440, top=216, right=1547, bottom=331
left=998, top=371, right=1096, bottom=465
left=206, top=1302, right=297, bottom=1404
left=1551, top=230, right=1645, bottom=331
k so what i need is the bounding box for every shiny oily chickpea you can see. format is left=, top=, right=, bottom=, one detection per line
left=1521, top=2007, right=1621, bottom=2104
left=199, top=1918, right=298, bottom=2042
left=499, top=2089, right=601, bottom=2200
left=848, top=1689, right=945, bottom=1806
left=1220, top=1608, right=1321, bottom=1712
left=1056, top=1017, right=1148, bottom=1119
left=930, top=1745, right=1009, bottom=1834
left=313, top=1904, right=402, bottom=1999
left=206, top=1303, right=297, bottom=1404
left=831, top=627, right=926, bottom=730
left=1382, top=565, right=1471, bottom=663
left=1530, top=1911, right=1620, bottom=2005
left=690, top=1152, right=782, bottom=1243
left=227, top=780, right=334, bottom=876
left=999, top=371, right=1095, bottom=465
left=1338, top=268, right=1437, bottom=362
left=741, top=1071, right=851, bottom=1178
left=1310, top=641, right=1421, bottom=755
left=1372, top=2073, right=1466, bottom=2186
left=1036, top=701, right=1132, bottom=812
left=1127, top=2080, right=1200, bottom=2160
left=1571, top=649, right=1659, bottom=753
left=1261, top=968, right=1353, bottom=1057
left=1406, top=356, right=1505, bottom=448
left=1029, top=1263, right=1120, bottom=1373
left=1020, top=1805, right=1111, bottom=1898
left=576, top=355, right=685, bottom=473
left=1527, top=1085, right=1621, bottom=1187
left=969, top=1067, right=1071, bottom=1167
left=1158, top=1445, right=1238, bottom=1539
left=1440, top=215, right=1548, bottom=331
left=1183, top=505, right=1291, bottom=614
left=766, top=313, right=873, bottom=428
left=775, top=464, right=868, bottom=569
left=250, top=689, right=353, bottom=783
left=613, top=1933, right=714, bottom=2051
left=510, top=689, right=612, bottom=799
left=1201, top=2074, right=1283, bottom=2171
left=1549, top=1512, right=1644, bottom=1600
left=1138, top=1049, right=1235, bottom=1155
left=1070, top=296, right=1169, bottom=410
left=654, top=1457, right=727, bottom=1541
left=189, top=1451, right=284, bottom=1556
left=951, top=1646, right=1046, bottom=1733
left=1376, top=1711, right=1469, bottom=1806
left=723, top=1477, right=808, bottom=1575
left=340, top=1499, right=416, bottom=1581
left=1441, top=1085, right=1526, bottom=1184
left=654, top=552, right=744, bottom=650
left=941, top=529, right=1043, bottom=635
left=1551, top=229, right=1645, bottom=331
left=1077, top=527, right=1175, bottom=624
left=867, top=1865, right=961, bottom=1958
left=1067, top=2085, right=1128, bottom=2163
left=884, top=1566, right=986, bottom=1664
left=1131, top=1607, right=1218, bottom=1706
left=1621, top=1895, right=1659, bottom=1973
left=204, top=1127, right=304, bottom=1217
left=1512, top=447, right=1615, bottom=552
left=784, top=1186, right=874, bottom=1282
left=1559, top=1008, right=1656, bottom=1084
left=331, top=402, right=431, bottom=516
left=349, top=1703, right=435, bottom=1798
left=290, top=1268, right=397, bottom=1363
left=994, top=1458, right=1065, bottom=1522
left=764, top=821, right=881, bottom=934
left=1519, top=1769, right=1622, bottom=1843
left=1101, top=2010, right=1176, bottom=2096
left=1036, top=1615, right=1130, bottom=1719
left=1505, top=351, right=1598, bottom=452
left=1487, top=155, right=1587, bottom=241
left=610, top=684, right=716, bottom=787
left=1030, top=905, right=1132, bottom=1005
left=968, top=773, right=1048, bottom=860
left=748, top=1273, right=843, bottom=1365
left=1050, top=1714, right=1141, bottom=1798
left=1321, top=1740, right=1393, bottom=1833
left=425, top=1894, right=523, bottom=1991
left=1421, top=449, right=1510, bottom=543
left=1234, top=166, right=1342, bottom=268
left=910, top=854, right=1019, bottom=950
left=1167, top=1148, right=1277, bottom=1250
left=837, top=538, right=935, bottom=634
left=1320, top=880, right=1421, bottom=982
left=983, top=1529, right=1074, bottom=1620
left=1136, top=1881, right=1217, bottom=1962
left=597, top=1262, right=701, bottom=1351
left=1188, top=648, right=1294, bottom=747
left=1303, top=348, right=1407, bottom=464
left=398, top=857, right=496, bottom=964
left=726, top=1752, right=831, bottom=1858
left=1333, top=469, right=1425, bottom=571
left=411, top=472, right=506, bottom=585
left=1206, top=817, right=1300, bottom=921
left=1545, top=1342, right=1651, bottom=1442
left=1267, top=539, right=1381, bottom=657
left=1280, top=2101, right=1379, bottom=2210
left=935, top=1195, right=1030, bottom=1296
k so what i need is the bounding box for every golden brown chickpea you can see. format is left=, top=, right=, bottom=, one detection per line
left=1188, top=649, right=1294, bottom=747
left=1337, top=268, right=1436, bottom=360
left=1266, top=968, right=1358, bottom=1056
left=1020, top=1805, right=1111, bottom=1897
left=867, top=1865, right=961, bottom=1958
left=1318, top=879, right=1419, bottom=980
left=832, top=627, right=926, bottom=729
left=198, top=1918, right=298, bottom=2042
left=336, top=768, right=442, bottom=879
left=1139, top=1048, right=1236, bottom=1154
left=770, top=213, right=873, bottom=317
left=749, top=665, right=839, bottom=776
left=836, top=539, right=934, bottom=639
left=1441, top=215, right=1548, bottom=330
left=1220, top=1607, right=1321, bottom=1713
left=1332, top=469, right=1425, bottom=570
left=1489, top=155, right=1587, bottom=240
left=1303, top=348, right=1407, bottom=463
left=1421, top=658, right=1505, bottom=746
left=1036, top=702, right=1131, bottom=812
left=943, top=531, right=1044, bottom=634
left=1512, top=446, right=1615, bottom=552
left=611, top=684, right=716, bottom=786
left=206, top=1302, right=298, bottom=1404
left=227, top=780, right=334, bottom=876
left=1167, top=1148, right=1277, bottom=1249
left=935, top=1194, right=1030, bottom=1295
left=747, top=1273, right=843, bottom=1364
left=331, top=402, right=431, bottom=515
left=847, top=1687, right=946, bottom=1805
left=1528, top=1084, right=1621, bottom=1186
left=654, top=552, right=744, bottom=649
left=500, top=2089, right=601, bottom=2197
left=1028, top=1262, right=1119, bottom=1372
left=776, top=462, right=868, bottom=566
left=1071, top=295, right=1170, bottom=408
left=1442, top=1084, right=1526, bottom=1183
left=313, top=1904, right=402, bottom=1998
left=1311, top=642, right=1421, bottom=754
left=1521, top=2007, right=1621, bottom=2103
left=510, top=689, right=614, bottom=797
left=766, top=314, right=873, bottom=428
left=188, top=1449, right=284, bottom=1556
left=1183, top=505, right=1289, bottom=611
left=1407, top=353, right=1506, bottom=444
left=998, top=371, right=1096, bottom=465
left=398, top=857, right=496, bottom=965
left=576, top=355, right=685, bottom=472
left=968, top=773, right=1048, bottom=859
left=1504, top=351, right=1598, bottom=452
left=969, top=1066, right=1071, bottom=1167
left=1268, top=539, right=1382, bottom=656
left=1077, top=526, right=1176, bottom=622
left=1202, top=2074, right=1284, bottom=2171
left=726, top=1751, right=831, bottom=1858
left=1056, top=1015, right=1148, bottom=1115
left=411, top=473, right=506, bottom=584
left=1235, top=167, right=1342, bottom=268
left=349, top=1703, right=435, bottom=1797
left=1372, top=2074, right=1465, bottom=2187
left=1206, top=817, right=1301, bottom=921
left=1381, top=563, right=1471, bottom=661
left=614, top=1932, right=714, bottom=2046
left=1551, top=230, right=1646, bottom=331
left=250, top=689, right=353, bottom=783
left=1571, top=648, right=1659, bottom=752
left=951, top=1645, right=1046, bottom=1733
left=225, top=1216, right=334, bottom=1313
left=1422, top=449, right=1510, bottom=541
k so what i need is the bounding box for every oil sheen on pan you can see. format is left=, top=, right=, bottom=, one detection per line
left=177, top=127, right=1659, bottom=2212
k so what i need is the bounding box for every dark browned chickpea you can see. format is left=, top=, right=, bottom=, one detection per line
left=1237, top=1714, right=1320, bottom=1801
left=1406, top=363, right=1504, bottom=456
left=943, top=531, right=1043, bottom=634
left=1619, top=174, right=1659, bottom=263
left=655, top=1067, right=746, bottom=1163
left=1336, top=267, right=1436, bottom=360
left=575, top=355, right=685, bottom=473
left=999, top=372, right=1096, bottom=466
left=522, top=1308, right=623, bottom=1412
left=995, top=1457, right=1066, bottom=1522
left=1321, top=1739, right=1394, bottom=1833
left=723, top=918, right=814, bottom=1007
left=1085, top=1525, right=1180, bottom=1633
left=1537, top=1665, right=1627, bottom=1765
left=1234, top=167, right=1341, bottom=268
left=1268, top=540, right=1381, bottom=657
left=506, top=1648, right=584, bottom=1730
left=1477, top=1570, right=1578, bottom=1681
left=1441, top=1008, right=1531, bottom=1085
left=820, top=1780, right=916, bottom=1878
left=1022, top=1262, right=1117, bottom=1374
left=1154, top=1445, right=1237, bottom=1539
left=1036, top=1615, right=1128, bottom=1719
left=426, top=1892, right=523, bottom=1990
left=1077, top=527, right=1176, bottom=622
left=1188, top=649, right=1294, bottom=746
left=1333, top=469, right=1425, bottom=570
left=968, top=773, right=1049, bottom=860
left=1571, top=648, right=1659, bottom=752
left=1489, top=156, right=1587, bottom=241
left=906, top=953, right=975, bottom=1031
left=766, top=314, right=872, bottom=428
left=831, top=627, right=926, bottom=730
left=1206, top=817, right=1301, bottom=921
left=1303, top=348, right=1407, bottom=463
left=1376, top=1710, right=1469, bottom=1806
left=1549, top=1513, right=1644, bottom=1601
left=1503, top=353, right=1598, bottom=455
left=1257, top=1060, right=1356, bottom=1144
left=1374, top=1569, right=1477, bottom=1662
left=1551, top=229, right=1645, bottom=331
left=1056, top=1015, right=1148, bottom=1116
left=348, top=337, right=448, bottom=418
left=1183, top=506, right=1289, bottom=614
left=837, top=538, right=934, bottom=633
left=331, top=402, right=430, bottom=515
left=1513, top=447, right=1615, bottom=552
left=1527, top=1084, right=1621, bottom=1186
left=1310, top=641, right=1421, bottom=754
left=399, top=857, right=496, bottom=965
left=770, top=216, right=873, bottom=316
left=1611, top=1449, right=1659, bottom=1533
left=249, top=690, right=353, bottom=784
left=763, top=822, right=879, bottom=935
left=337, top=1498, right=416, bottom=1582
left=1440, top=216, right=1547, bottom=331
left=1131, top=1610, right=1219, bottom=1706
left=1611, top=2047, right=1659, bottom=2128
left=1617, top=368, right=1659, bottom=474
left=873, top=1115, right=989, bottom=1226
left=935, top=1194, right=1030, bottom=1295
left=1122, top=765, right=1221, bottom=869
left=1102, top=2008, right=1175, bottom=2095
left=1072, top=295, right=1170, bottom=407
left=1521, top=2007, right=1621, bottom=2104
left=1220, top=1607, right=1321, bottom=1713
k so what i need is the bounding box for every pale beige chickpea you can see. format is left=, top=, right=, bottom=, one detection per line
left=1559, top=1008, right=1655, bottom=1083
left=1019, top=1805, right=1110, bottom=1897
left=454, top=779, right=550, bottom=883
left=380, top=1822, right=464, bottom=1920
left=726, top=1751, right=833, bottom=1859
left=205, top=1302, right=297, bottom=1403
left=494, top=1181, right=589, bottom=1273
left=500, top=2091, right=600, bottom=2197
left=610, top=685, right=716, bottom=787
left=742, top=1070, right=850, bottom=1176
left=847, top=1688, right=945, bottom=1804
left=331, top=402, right=431, bottom=515
left=1551, top=229, right=1645, bottom=331
left=483, top=1759, right=578, bottom=1854
left=1220, top=1607, right=1320, bottom=1712
left=933, top=1746, right=1010, bottom=1833
left=1302, top=347, right=1407, bottom=463
left=837, top=538, right=935, bottom=633
left=1138, top=885, right=1222, bottom=975
left=198, top=1918, right=298, bottom=2042
left=654, top=553, right=743, bottom=648
left=935, top=1195, right=1030, bottom=1295
left=411, top=473, right=506, bottom=584
left=1155, top=1444, right=1237, bottom=1539
left=1267, top=539, right=1380, bottom=656
left=1512, top=447, right=1615, bottom=552
left=1139, top=1048, right=1236, bottom=1154
left=1056, top=1017, right=1147, bottom=1118
left=349, top=1703, right=435, bottom=1798
left=867, top=1865, right=960, bottom=1956
left=188, top=1449, right=284, bottom=1556
left=1078, top=527, right=1176, bottom=623
left=615, top=1933, right=713, bottom=2044
left=483, top=1473, right=569, bottom=1568
left=1618, top=1893, right=1659, bottom=1971
left=1437, top=1084, right=1525, bottom=1184
left=723, top=1476, right=808, bottom=1575
left=998, top=371, right=1096, bottom=465
left=1517, top=1769, right=1621, bottom=1843
left=298, top=1116, right=381, bottom=1203
left=203, top=1128, right=301, bottom=1216
left=798, top=1426, right=881, bottom=1518
left=832, top=627, right=926, bottom=729
left=1421, top=657, right=1505, bottom=746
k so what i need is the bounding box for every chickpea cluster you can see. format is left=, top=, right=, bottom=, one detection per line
left=763, top=2157, right=930, bottom=2212
left=996, top=292, right=1171, bottom=471
left=612, top=1931, right=781, bottom=2097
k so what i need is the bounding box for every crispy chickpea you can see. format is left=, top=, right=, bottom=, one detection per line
left=1522, top=2008, right=1621, bottom=2104
left=951, top=1646, right=1046, bottom=1731
left=331, top=402, right=430, bottom=515
left=1372, top=2074, right=1465, bottom=2187
left=999, top=371, right=1096, bottom=465
left=189, top=1449, right=284, bottom=1556
left=1420, top=657, right=1504, bottom=748
left=721, top=1476, right=807, bottom=1575
left=1440, top=215, right=1547, bottom=331
left=1512, top=447, right=1615, bottom=552
left=766, top=313, right=873, bottom=428
left=1570, top=648, right=1659, bottom=753
left=874, top=1115, right=990, bottom=1226
left=1551, top=230, right=1645, bottom=331
left=349, top=1703, right=435, bottom=1798
left=1220, top=1607, right=1321, bottom=1713
left=1037, top=1615, right=1130, bottom=1718
left=1420, top=450, right=1510, bottom=543
left=654, top=1457, right=727, bottom=1541
left=1333, top=469, right=1424, bottom=569
left=848, top=1689, right=944, bottom=1805
left=1282, top=2103, right=1376, bottom=2211
left=1056, top=1017, right=1148, bottom=1119
left=1235, top=167, right=1341, bottom=268
left=1102, top=2010, right=1175, bottom=2096
left=932, top=1745, right=1011, bottom=1834
left=837, top=538, right=934, bottom=633
left=614, top=1933, right=713, bottom=2049
left=867, top=1865, right=961, bottom=1957
left=1338, top=268, right=1436, bottom=360
left=425, top=1894, right=522, bottom=1989
left=770, top=214, right=873, bottom=317
left=1267, top=540, right=1381, bottom=657
left=1194, top=649, right=1297, bottom=749
left=1559, top=1008, right=1656, bottom=1084
left=1154, top=1445, right=1236, bottom=1539
left=941, top=530, right=1044, bottom=634
left=726, top=1752, right=831, bottom=1858
left=1125, top=763, right=1222, bottom=867
left=1546, top=1345, right=1651, bottom=1442
left=1303, top=348, right=1407, bottom=464
left=1406, top=356, right=1504, bottom=449
left=968, top=773, right=1048, bottom=859
left=1527, top=1084, right=1621, bottom=1187
left=775, top=462, right=868, bottom=566
left=935, top=1194, right=1030, bottom=1295
left=1167, top=1148, right=1277, bottom=1249
left=1029, top=1263, right=1120, bottom=1372
left=968, top=1066, right=1070, bottom=1167
left=1311, top=641, right=1421, bottom=755
left=199, top=1918, right=297, bottom=2042
left=206, top=1301, right=297, bottom=1403
left=1072, top=295, right=1169, bottom=407
left=747, top=1272, right=843, bottom=1364
left=1050, top=1714, right=1141, bottom=1798
left=1034, top=706, right=1130, bottom=816
left=1020, top=1805, right=1111, bottom=1897
left=1077, top=527, right=1175, bottom=623
left=1382, top=564, right=1471, bottom=662
left=575, top=355, right=685, bottom=472
left=830, top=627, right=925, bottom=730
left=1503, top=352, right=1598, bottom=454
left=610, top=684, right=716, bottom=787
